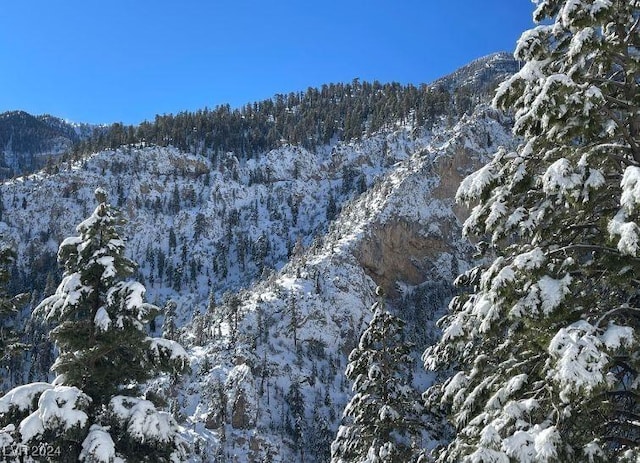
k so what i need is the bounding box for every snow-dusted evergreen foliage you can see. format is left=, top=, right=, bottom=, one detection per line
left=35, top=188, right=188, bottom=402
left=169, top=103, right=512, bottom=462
left=424, top=1, right=640, bottom=461
left=0, top=240, right=28, bottom=390
left=0, top=190, right=188, bottom=462
left=0, top=53, right=520, bottom=461
left=0, top=382, right=187, bottom=462
left=331, top=289, right=424, bottom=463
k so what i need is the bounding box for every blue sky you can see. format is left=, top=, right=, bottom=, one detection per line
left=0, top=1, right=535, bottom=125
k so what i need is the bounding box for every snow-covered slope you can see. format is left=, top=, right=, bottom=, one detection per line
left=0, top=111, right=95, bottom=178
left=430, top=52, right=521, bottom=94
left=160, top=105, right=515, bottom=462
left=1, top=54, right=519, bottom=461
left=1, top=133, right=410, bottom=323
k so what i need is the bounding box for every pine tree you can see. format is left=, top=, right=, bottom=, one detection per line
left=36, top=188, right=187, bottom=403
left=0, top=241, right=28, bottom=390
left=331, top=288, right=424, bottom=463
left=193, top=212, right=207, bottom=241
left=0, top=189, right=190, bottom=462
left=326, top=192, right=338, bottom=222
left=424, top=2, right=640, bottom=461
left=162, top=300, right=178, bottom=341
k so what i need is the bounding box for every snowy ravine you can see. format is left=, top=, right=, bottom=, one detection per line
left=1, top=128, right=417, bottom=325
left=169, top=105, right=516, bottom=462
left=0, top=57, right=519, bottom=460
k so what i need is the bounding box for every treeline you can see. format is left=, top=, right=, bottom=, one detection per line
left=70, top=78, right=499, bottom=159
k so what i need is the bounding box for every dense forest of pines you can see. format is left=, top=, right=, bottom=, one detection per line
left=0, top=53, right=518, bottom=181
left=74, top=82, right=452, bottom=156
left=70, top=59, right=515, bottom=161
left=2, top=0, right=638, bottom=458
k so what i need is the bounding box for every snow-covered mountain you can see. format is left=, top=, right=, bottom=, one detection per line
left=0, top=111, right=96, bottom=179
left=430, top=52, right=521, bottom=93
left=170, top=105, right=516, bottom=461
left=0, top=53, right=518, bottom=461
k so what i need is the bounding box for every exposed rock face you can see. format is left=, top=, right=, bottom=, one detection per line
left=231, top=392, right=251, bottom=429
left=225, top=364, right=257, bottom=430
left=431, top=146, right=488, bottom=222
left=355, top=219, right=458, bottom=297
left=351, top=149, right=476, bottom=298
left=0, top=56, right=521, bottom=463
left=352, top=108, right=515, bottom=297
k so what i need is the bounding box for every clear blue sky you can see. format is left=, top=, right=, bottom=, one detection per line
left=0, top=1, right=535, bottom=125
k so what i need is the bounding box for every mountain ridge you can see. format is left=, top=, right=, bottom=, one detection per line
left=0, top=111, right=96, bottom=178
left=0, top=52, right=518, bottom=177
left=0, top=52, right=519, bottom=461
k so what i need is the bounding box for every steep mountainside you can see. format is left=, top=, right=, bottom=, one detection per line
left=65, top=52, right=519, bottom=162
left=430, top=52, right=521, bottom=93
left=0, top=53, right=518, bottom=461
left=169, top=105, right=516, bottom=461
left=0, top=111, right=95, bottom=178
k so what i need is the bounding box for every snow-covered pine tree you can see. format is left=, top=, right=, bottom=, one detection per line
left=424, top=1, right=640, bottom=462
left=36, top=188, right=188, bottom=403
left=0, top=189, right=190, bottom=462
left=331, top=288, right=424, bottom=463
left=0, top=241, right=28, bottom=389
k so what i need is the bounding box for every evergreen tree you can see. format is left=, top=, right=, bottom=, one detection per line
left=0, top=189, right=189, bottom=462
left=0, top=241, right=28, bottom=390
left=193, top=212, right=207, bottom=241
left=326, top=192, right=338, bottom=222
left=424, top=2, right=640, bottom=461
left=286, top=381, right=306, bottom=459
left=162, top=300, right=178, bottom=341
left=331, top=288, right=424, bottom=463
left=223, top=292, right=241, bottom=344
left=36, top=188, right=187, bottom=403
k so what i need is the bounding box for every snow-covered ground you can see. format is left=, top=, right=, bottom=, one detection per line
left=0, top=101, right=516, bottom=460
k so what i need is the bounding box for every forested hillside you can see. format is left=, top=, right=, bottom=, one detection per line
left=0, top=52, right=521, bottom=461
left=0, top=111, right=95, bottom=179
left=2, top=1, right=638, bottom=461
left=6, top=11, right=638, bottom=456
left=67, top=53, right=519, bottom=159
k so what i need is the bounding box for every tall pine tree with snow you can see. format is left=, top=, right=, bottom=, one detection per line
left=424, top=1, right=640, bottom=462
left=36, top=188, right=188, bottom=403
left=0, top=189, right=189, bottom=462
left=0, top=241, right=28, bottom=390
left=331, top=288, right=424, bottom=463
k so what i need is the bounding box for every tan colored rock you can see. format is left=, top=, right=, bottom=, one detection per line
left=431, top=146, right=487, bottom=222
left=231, top=392, right=251, bottom=429
left=353, top=146, right=486, bottom=298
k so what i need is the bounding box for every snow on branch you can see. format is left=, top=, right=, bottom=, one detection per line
left=79, top=425, right=116, bottom=463
left=542, top=158, right=582, bottom=198
left=108, top=396, right=180, bottom=445
left=147, top=337, right=190, bottom=371
left=608, top=210, right=640, bottom=256
left=18, top=386, right=91, bottom=443
left=620, top=166, right=640, bottom=214
left=456, top=159, right=501, bottom=204
left=548, top=321, right=607, bottom=403
left=36, top=272, right=90, bottom=321
left=0, top=383, right=52, bottom=415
